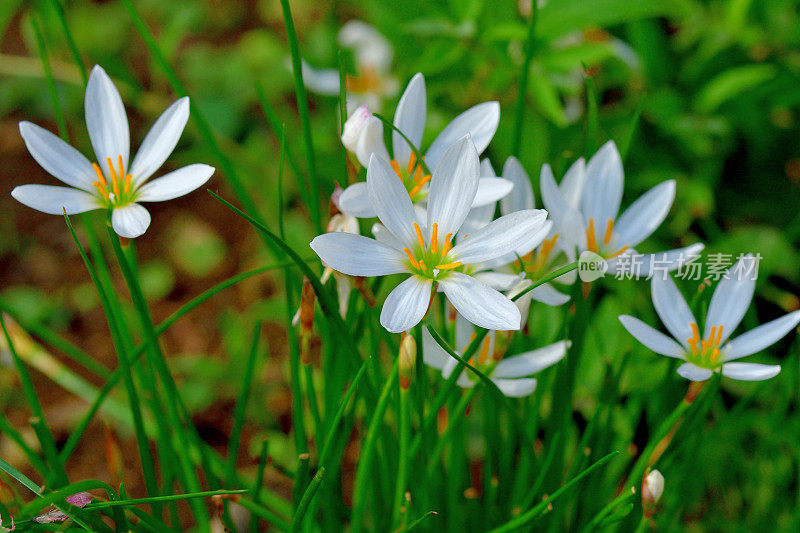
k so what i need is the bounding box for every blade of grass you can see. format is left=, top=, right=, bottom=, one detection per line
left=248, top=439, right=270, bottom=533
left=291, top=467, right=325, bottom=531
left=28, top=12, right=67, bottom=140
left=373, top=113, right=432, bottom=176
left=254, top=83, right=302, bottom=179
left=511, top=0, right=539, bottom=156
left=279, top=0, right=322, bottom=233
left=337, top=49, right=348, bottom=131
left=44, top=0, right=87, bottom=86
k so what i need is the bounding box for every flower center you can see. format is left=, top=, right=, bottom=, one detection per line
left=391, top=152, right=432, bottom=202
left=686, top=322, right=724, bottom=368
left=523, top=234, right=560, bottom=275
left=346, top=65, right=383, bottom=94
left=402, top=222, right=462, bottom=279
left=92, top=155, right=135, bottom=207
left=585, top=218, right=628, bottom=259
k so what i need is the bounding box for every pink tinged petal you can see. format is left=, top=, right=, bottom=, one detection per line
left=493, top=341, right=570, bottom=378
left=392, top=73, right=426, bottom=166
left=492, top=378, right=537, bottom=398
left=135, top=164, right=214, bottom=202
left=339, top=182, right=376, bottom=217
left=613, top=180, right=676, bottom=248
left=500, top=156, right=534, bottom=215
left=421, top=328, right=451, bottom=371
left=85, top=65, right=129, bottom=178
left=111, top=203, right=151, bottom=238
left=450, top=209, right=548, bottom=264
left=723, top=310, right=800, bottom=361
left=651, top=274, right=696, bottom=350
left=581, top=140, right=623, bottom=233
left=66, top=492, right=93, bottom=507
left=354, top=116, right=390, bottom=167
left=11, top=184, right=100, bottom=215
left=473, top=177, right=513, bottom=207
left=619, top=315, right=686, bottom=358
left=310, top=232, right=407, bottom=277
left=426, top=135, right=480, bottom=240
left=720, top=362, right=781, bottom=381
left=380, top=276, right=432, bottom=333
left=129, top=97, right=190, bottom=185
left=424, top=101, right=500, bottom=169
left=676, top=363, right=713, bottom=382
left=529, top=283, right=571, bottom=307
left=704, top=254, right=757, bottom=342
left=439, top=272, right=521, bottom=331
left=19, top=122, right=94, bottom=191
left=367, top=154, right=420, bottom=247
left=559, top=157, right=586, bottom=208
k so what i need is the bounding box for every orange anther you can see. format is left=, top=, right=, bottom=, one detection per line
left=441, top=233, right=454, bottom=257
left=407, top=152, right=417, bottom=175
left=413, top=222, right=425, bottom=249
left=586, top=218, right=598, bottom=253
left=431, top=223, right=439, bottom=255
left=434, top=262, right=462, bottom=270
left=603, top=219, right=614, bottom=246
left=402, top=248, right=421, bottom=270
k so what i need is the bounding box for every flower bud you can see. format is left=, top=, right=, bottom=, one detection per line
left=341, top=105, right=372, bottom=153
left=399, top=334, right=417, bottom=390
left=298, top=278, right=316, bottom=365
left=642, top=469, right=664, bottom=506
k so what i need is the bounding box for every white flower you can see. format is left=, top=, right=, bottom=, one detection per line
left=302, top=20, right=398, bottom=112
left=310, top=136, right=549, bottom=333
left=338, top=73, right=509, bottom=218
left=422, top=311, right=569, bottom=398
left=619, top=254, right=800, bottom=382
left=540, top=140, right=703, bottom=277
left=643, top=470, right=665, bottom=504
left=12, top=65, right=214, bottom=239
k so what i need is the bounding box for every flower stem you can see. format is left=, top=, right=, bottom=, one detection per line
left=511, top=0, right=539, bottom=157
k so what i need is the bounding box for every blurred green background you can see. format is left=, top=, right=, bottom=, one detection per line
left=2, top=0, right=800, bottom=529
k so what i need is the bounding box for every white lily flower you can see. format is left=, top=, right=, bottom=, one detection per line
left=619, top=254, right=800, bottom=382
left=311, top=136, right=549, bottom=333
left=541, top=140, right=703, bottom=277
left=302, top=20, right=398, bottom=112
left=422, top=309, right=569, bottom=398
left=338, top=73, right=508, bottom=218
left=12, top=65, right=214, bottom=239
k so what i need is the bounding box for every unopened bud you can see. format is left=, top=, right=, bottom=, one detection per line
left=299, top=279, right=316, bottom=364
left=341, top=105, right=372, bottom=153
left=399, top=334, right=417, bottom=390
left=642, top=469, right=664, bottom=506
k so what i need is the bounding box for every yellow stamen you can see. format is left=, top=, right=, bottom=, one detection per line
left=700, top=340, right=708, bottom=353
left=106, top=157, right=120, bottom=197
left=92, top=163, right=107, bottom=186
left=413, top=165, right=424, bottom=182
left=586, top=218, right=598, bottom=253
left=478, top=336, right=491, bottom=365
left=603, top=219, right=614, bottom=246
left=715, top=325, right=724, bottom=346
left=413, top=222, right=425, bottom=249
left=407, top=152, right=417, bottom=175
left=431, top=223, right=439, bottom=254
left=434, top=262, right=462, bottom=270
left=687, top=322, right=701, bottom=355
left=391, top=160, right=402, bottom=179
left=408, top=174, right=432, bottom=198
left=711, top=348, right=720, bottom=362
left=402, top=248, right=421, bottom=270
left=117, top=155, right=125, bottom=183
left=419, top=259, right=427, bottom=271
left=708, top=326, right=717, bottom=347
left=93, top=181, right=110, bottom=200
left=607, top=246, right=629, bottom=259
left=123, top=173, right=132, bottom=194
left=441, top=233, right=454, bottom=257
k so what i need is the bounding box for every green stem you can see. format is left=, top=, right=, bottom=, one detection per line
left=511, top=0, right=539, bottom=156
left=392, top=366, right=412, bottom=528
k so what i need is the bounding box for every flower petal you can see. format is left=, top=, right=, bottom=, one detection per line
left=12, top=184, right=100, bottom=215
left=480, top=158, right=496, bottom=177
left=618, top=315, right=686, bottom=358
left=541, top=164, right=585, bottom=251
left=355, top=116, right=391, bottom=167
left=85, top=65, right=129, bottom=178
left=135, top=164, right=214, bottom=202
left=421, top=327, right=451, bottom=370
left=380, top=276, right=432, bottom=333
left=459, top=202, right=496, bottom=239
left=500, top=156, right=534, bottom=215
left=676, top=362, right=713, bottom=382
left=651, top=274, right=696, bottom=350
left=425, top=101, right=500, bottom=169
left=530, top=283, right=571, bottom=306
left=439, top=272, right=520, bottom=331
left=450, top=209, right=548, bottom=264
left=473, top=271, right=522, bottom=291
left=129, top=97, right=190, bottom=185
left=372, top=222, right=405, bottom=249
left=724, top=310, right=800, bottom=361
left=338, top=182, right=376, bottom=217
left=581, top=140, right=623, bottom=237
left=559, top=157, right=586, bottom=208
left=111, top=203, right=151, bottom=238
left=473, top=177, right=513, bottom=207
left=310, top=232, right=407, bottom=276
left=366, top=154, right=420, bottom=247
left=493, top=341, right=570, bottom=378
left=426, top=135, right=480, bottom=240
left=492, top=378, right=537, bottom=398
left=613, top=180, right=675, bottom=248
left=19, top=122, right=94, bottom=191
left=300, top=61, right=340, bottom=95
left=721, top=362, right=781, bottom=381
left=704, top=254, right=757, bottom=342
left=392, top=73, right=426, bottom=166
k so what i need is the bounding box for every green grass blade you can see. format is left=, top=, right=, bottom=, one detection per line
left=28, top=11, right=68, bottom=140
left=291, top=467, right=325, bottom=531
left=511, top=1, right=539, bottom=156
left=373, top=113, right=432, bottom=176
left=45, top=0, right=87, bottom=86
